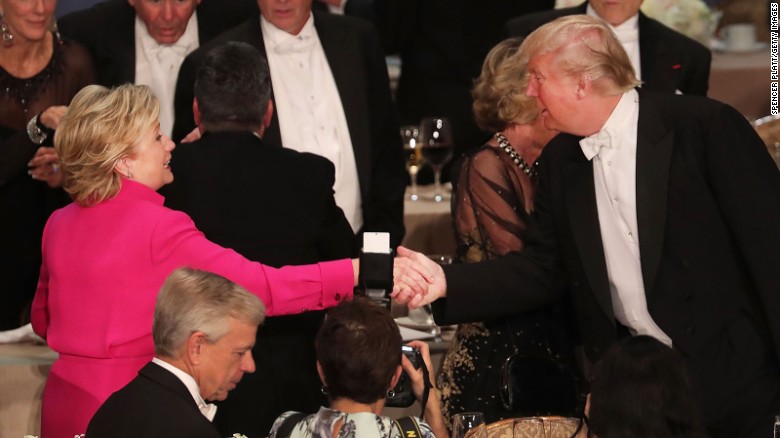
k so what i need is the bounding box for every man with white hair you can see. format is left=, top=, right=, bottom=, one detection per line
left=87, top=268, right=266, bottom=437
left=506, top=0, right=712, bottom=96
left=394, top=15, right=780, bottom=437
left=58, top=0, right=258, bottom=136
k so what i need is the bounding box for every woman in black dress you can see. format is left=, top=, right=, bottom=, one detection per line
left=0, top=0, right=94, bottom=328
left=436, top=38, right=575, bottom=425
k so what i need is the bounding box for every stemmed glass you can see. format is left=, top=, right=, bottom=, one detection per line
left=400, top=126, right=423, bottom=201
left=452, top=412, right=487, bottom=438
left=418, top=117, right=454, bottom=202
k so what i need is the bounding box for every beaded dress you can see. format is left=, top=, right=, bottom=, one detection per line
left=436, top=142, right=574, bottom=426
left=0, top=35, right=94, bottom=328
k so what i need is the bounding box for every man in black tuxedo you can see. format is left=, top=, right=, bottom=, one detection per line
left=506, top=0, right=711, bottom=96
left=162, top=42, right=356, bottom=438
left=394, top=15, right=780, bottom=437
left=58, top=0, right=258, bottom=135
left=172, top=0, right=405, bottom=248
left=87, top=268, right=266, bottom=438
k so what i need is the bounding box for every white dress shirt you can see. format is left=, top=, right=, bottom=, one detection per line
left=261, top=14, right=363, bottom=233
left=135, top=13, right=200, bottom=137
left=151, top=357, right=217, bottom=421
left=579, top=89, right=673, bottom=347
left=587, top=6, right=641, bottom=81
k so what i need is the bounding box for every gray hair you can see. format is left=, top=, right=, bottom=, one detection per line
left=153, top=268, right=266, bottom=357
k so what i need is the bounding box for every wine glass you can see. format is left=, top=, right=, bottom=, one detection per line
left=452, top=412, right=487, bottom=438
left=401, top=126, right=423, bottom=201
left=418, top=117, right=454, bottom=202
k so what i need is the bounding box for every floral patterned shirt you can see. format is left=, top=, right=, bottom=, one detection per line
left=268, top=407, right=435, bottom=438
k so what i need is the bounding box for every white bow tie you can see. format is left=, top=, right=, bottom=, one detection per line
left=579, top=129, right=613, bottom=160
left=199, top=401, right=217, bottom=421
left=274, top=34, right=315, bottom=54
left=148, top=43, right=190, bottom=62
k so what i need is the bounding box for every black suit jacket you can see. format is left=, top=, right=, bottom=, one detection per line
left=161, top=130, right=356, bottom=438
left=505, top=3, right=712, bottom=96
left=58, top=0, right=259, bottom=87
left=87, top=362, right=221, bottom=438
left=436, top=91, right=780, bottom=429
left=172, top=12, right=406, bottom=247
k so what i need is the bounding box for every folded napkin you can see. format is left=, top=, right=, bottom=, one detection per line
left=0, top=323, right=44, bottom=344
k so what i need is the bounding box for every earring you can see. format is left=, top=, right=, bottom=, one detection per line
left=51, top=19, right=62, bottom=45
left=1, top=14, right=13, bottom=48
left=320, top=385, right=328, bottom=395
left=387, top=389, right=396, bottom=398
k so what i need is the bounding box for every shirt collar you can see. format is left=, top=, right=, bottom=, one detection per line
left=579, top=89, right=639, bottom=159
left=152, top=357, right=217, bottom=421
left=260, top=12, right=316, bottom=49
left=585, top=4, right=639, bottom=33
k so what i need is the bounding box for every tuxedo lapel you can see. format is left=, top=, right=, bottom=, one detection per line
left=242, top=21, right=284, bottom=146
left=313, top=12, right=371, bottom=195
left=637, top=13, right=677, bottom=93
left=635, top=92, right=672, bottom=297
left=563, top=146, right=613, bottom=320
left=139, top=362, right=202, bottom=416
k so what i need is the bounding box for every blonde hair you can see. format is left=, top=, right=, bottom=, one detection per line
left=55, top=84, right=160, bottom=207
left=153, top=268, right=266, bottom=357
left=472, top=38, right=539, bottom=133
left=521, top=15, right=641, bottom=95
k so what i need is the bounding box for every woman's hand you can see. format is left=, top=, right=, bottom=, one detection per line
left=28, top=147, right=63, bottom=188
left=39, top=105, right=68, bottom=130
left=401, top=340, right=435, bottom=401
left=392, top=246, right=447, bottom=308
left=402, top=340, right=449, bottom=438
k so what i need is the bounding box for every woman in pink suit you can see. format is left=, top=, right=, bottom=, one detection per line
left=30, top=84, right=357, bottom=437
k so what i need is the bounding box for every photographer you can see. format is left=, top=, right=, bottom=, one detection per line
left=268, top=298, right=448, bottom=438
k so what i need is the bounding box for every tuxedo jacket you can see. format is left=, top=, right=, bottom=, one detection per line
left=436, top=91, right=780, bottom=426
left=172, top=12, right=406, bottom=246
left=58, top=0, right=259, bottom=87
left=161, top=130, right=356, bottom=438
left=86, top=362, right=221, bottom=438
left=506, top=3, right=712, bottom=96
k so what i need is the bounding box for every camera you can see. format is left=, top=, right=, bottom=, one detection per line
left=386, top=345, right=424, bottom=407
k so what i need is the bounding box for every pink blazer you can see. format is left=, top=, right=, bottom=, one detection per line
left=31, top=179, right=354, bottom=437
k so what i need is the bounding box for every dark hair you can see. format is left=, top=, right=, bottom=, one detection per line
left=315, top=298, right=402, bottom=404
left=588, top=336, right=707, bottom=438
left=194, top=42, right=272, bottom=132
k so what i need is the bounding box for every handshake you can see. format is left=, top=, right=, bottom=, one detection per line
left=357, top=233, right=448, bottom=309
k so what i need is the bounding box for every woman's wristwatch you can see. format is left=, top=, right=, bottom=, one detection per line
left=27, top=113, right=50, bottom=145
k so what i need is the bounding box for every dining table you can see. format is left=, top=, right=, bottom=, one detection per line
left=400, top=184, right=456, bottom=258
left=0, top=342, right=56, bottom=438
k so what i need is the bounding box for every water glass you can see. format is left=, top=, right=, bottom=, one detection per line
left=452, top=412, right=487, bottom=438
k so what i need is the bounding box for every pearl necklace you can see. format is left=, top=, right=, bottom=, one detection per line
left=494, top=132, right=539, bottom=179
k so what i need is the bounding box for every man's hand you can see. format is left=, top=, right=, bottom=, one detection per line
left=180, top=127, right=202, bottom=143
left=392, top=246, right=447, bottom=308
left=39, top=105, right=68, bottom=130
